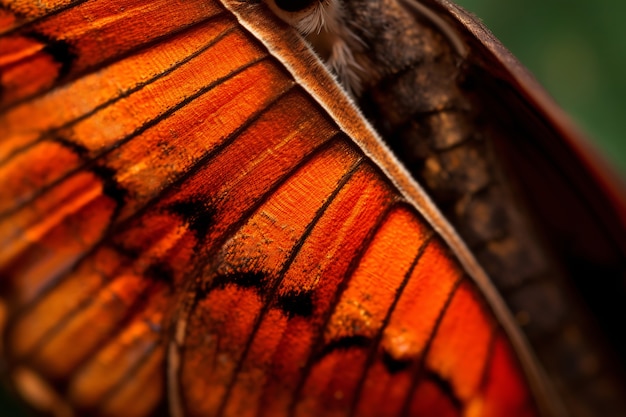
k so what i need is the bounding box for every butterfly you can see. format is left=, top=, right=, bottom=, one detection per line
left=0, top=0, right=624, bottom=416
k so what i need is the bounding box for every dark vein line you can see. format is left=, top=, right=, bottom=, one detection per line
left=3, top=31, right=259, bottom=223
left=0, top=11, right=232, bottom=169
left=215, top=153, right=366, bottom=417
left=8, top=78, right=296, bottom=325
left=286, top=200, right=400, bottom=417
left=97, top=336, right=161, bottom=411
left=0, top=0, right=91, bottom=37
left=1, top=4, right=231, bottom=111
left=20, top=277, right=163, bottom=367
left=475, top=326, right=498, bottom=396
left=168, top=132, right=346, bottom=417
left=423, top=369, right=463, bottom=410
left=347, top=231, right=436, bottom=417
left=175, top=131, right=346, bottom=314
left=184, top=131, right=347, bottom=299
left=399, top=272, right=464, bottom=417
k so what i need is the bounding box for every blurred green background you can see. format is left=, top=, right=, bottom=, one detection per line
left=1, top=0, right=625, bottom=415
left=456, top=0, right=626, bottom=175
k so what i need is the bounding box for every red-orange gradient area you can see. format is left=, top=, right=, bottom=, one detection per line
left=178, top=140, right=363, bottom=416
left=295, top=206, right=431, bottom=417
left=110, top=88, right=340, bottom=286
left=467, top=334, right=538, bottom=417
left=352, top=239, right=462, bottom=417
left=409, top=377, right=461, bottom=417
left=426, top=281, right=494, bottom=402
left=412, top=281, right=538, bottom=417
left=0, top=8, right=15, bottom=31
left=217, top=165, right=396, bottom=417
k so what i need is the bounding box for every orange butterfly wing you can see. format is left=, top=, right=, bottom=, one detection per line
left=0, top=0, right=556, bottom=416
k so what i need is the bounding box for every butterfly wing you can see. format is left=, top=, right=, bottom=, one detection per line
left=1, top=0, right=559, bottom=416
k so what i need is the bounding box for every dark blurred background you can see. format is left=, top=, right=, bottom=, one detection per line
left=0, top=384, right=29, bottom=416
left=2, top=0, right=624, bottom=415
left=456, top=0, right=626, bottom=175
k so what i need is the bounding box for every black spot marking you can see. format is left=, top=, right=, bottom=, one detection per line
left=212, top=271, right=269, bottom=291
left=317, top=335, right=373, bottom=361
left=91, top=164, right=128, bottom=207
left=381, top=350, right=412, bottom=374
left=145, top=262, right=175, bottom=286
left=195, top=271, right=268, bottom=304
left=111, top=242, right=141, bottom=260
left=52, top=134, right=88, bottom=158
left=425, top=370, right=462, bottom=410
left=203, top=271, right=315, bottom=318
left=25, top=31, right=77, bottom=79
left=167, top=199, right=216, bottom=238
left=277, top=290, right=314, bottom=318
